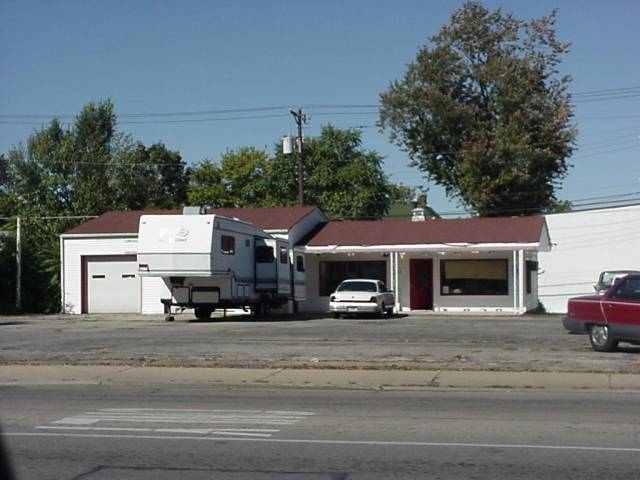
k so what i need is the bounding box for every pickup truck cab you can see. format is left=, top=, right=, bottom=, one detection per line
left=329, top=279, right=395, bottom=318
left=564, top=274, right=640, bottom=351
left=593, top=270, right=639, bottom=295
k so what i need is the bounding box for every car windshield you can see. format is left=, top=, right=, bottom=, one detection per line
left=337, top=281, right=377, bottom=292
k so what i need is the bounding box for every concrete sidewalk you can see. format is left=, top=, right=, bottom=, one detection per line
left=2, top=365, right=639, bottom=391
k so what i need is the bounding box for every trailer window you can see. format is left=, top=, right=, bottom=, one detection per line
left=279, top=246, right=288, bottom=264
left=221, top=235, right=235, bottom=255
left=255, top=245, right=274, bottom=263
left=296, top=255, right=305, bottom=272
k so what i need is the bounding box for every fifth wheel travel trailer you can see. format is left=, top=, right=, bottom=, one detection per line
left=137, top=209, right=303, bottom=320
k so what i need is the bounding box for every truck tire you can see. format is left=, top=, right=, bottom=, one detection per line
left=194, top=307, right=212, bottom=320
left=589, top=324, right=618, bottom=352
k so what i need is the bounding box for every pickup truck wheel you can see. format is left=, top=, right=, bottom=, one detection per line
left=589, top=325, right=618, bottom=352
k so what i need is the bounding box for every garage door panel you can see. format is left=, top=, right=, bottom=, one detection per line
left=85, top=255, right=140, bottom=313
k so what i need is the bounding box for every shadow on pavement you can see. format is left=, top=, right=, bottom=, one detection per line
left=186, top=312, right=331, bottom=323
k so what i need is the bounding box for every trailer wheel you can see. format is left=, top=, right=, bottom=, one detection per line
left=194, top=307, right=212, bottom=320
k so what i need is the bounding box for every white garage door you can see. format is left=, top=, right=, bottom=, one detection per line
left=86, top=255, right=140, bottom=313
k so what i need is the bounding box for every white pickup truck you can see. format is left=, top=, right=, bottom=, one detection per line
left=329, top=279, right=395, bottom=318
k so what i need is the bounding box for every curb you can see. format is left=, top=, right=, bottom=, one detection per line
left=1, top=365, right=640, bottom=391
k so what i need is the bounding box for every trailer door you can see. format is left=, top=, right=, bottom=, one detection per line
left=255, top=238, right=277, bottom=292
left=276, top=241, right=291, bottom=295
left=293, top=252, right=306, bottom=300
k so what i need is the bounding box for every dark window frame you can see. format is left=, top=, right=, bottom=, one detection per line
left=611, top=277, right=640, bottom=301
left=318, top=260, right=387, bottom=297
left=526, top=260, right=538, bottom=295
left=279, top=246, right=288, bottom=264
left=221, top=235, right=235, bottom=255
left=440, top=259, right=509, bottom=296
left=296, top=255, right=305, bottom=272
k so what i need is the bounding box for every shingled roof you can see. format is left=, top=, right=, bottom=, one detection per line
left=64, top=206, right=318, bottom=235
left=301, top=216, right=547, bottom=247
left=209, top=206, right=317, bottom=230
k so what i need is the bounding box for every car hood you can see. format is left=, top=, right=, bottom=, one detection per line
left=569, top=295, right=603, bottom=302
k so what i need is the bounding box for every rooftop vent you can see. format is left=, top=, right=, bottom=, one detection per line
left=182, top=206, right=205, bottom=215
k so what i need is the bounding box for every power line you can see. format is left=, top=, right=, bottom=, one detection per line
left=572, top=86, right=640, bottom=97
left=1, top=85, right=638, bottom=120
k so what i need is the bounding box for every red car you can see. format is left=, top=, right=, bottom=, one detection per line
left=563, top=274, right=640, bottom=351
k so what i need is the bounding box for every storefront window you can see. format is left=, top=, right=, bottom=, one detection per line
left=440, top=259, right=508, bottom=296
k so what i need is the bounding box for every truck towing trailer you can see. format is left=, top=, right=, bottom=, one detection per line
left=137, top=210, right=301, bottom=320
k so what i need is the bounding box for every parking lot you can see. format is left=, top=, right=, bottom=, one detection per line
left=1, top=312, right=639, bottom=373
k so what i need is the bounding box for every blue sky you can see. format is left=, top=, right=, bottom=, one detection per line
left=1, top=0, right=639, bottom=215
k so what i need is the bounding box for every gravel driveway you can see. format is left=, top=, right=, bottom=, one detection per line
left=1, top=313, right=639, bottom=373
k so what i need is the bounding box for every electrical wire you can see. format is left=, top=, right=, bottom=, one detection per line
left=1, top=85, right=638, bottom=121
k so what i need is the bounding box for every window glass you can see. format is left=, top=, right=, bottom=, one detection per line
left=279, top=246, right=288, bottom=264
left=296, top=255, right=305, bottom=272
left=221, top=235, right=235, bottom=255
left=338, top=281, right=377, bottom=292
left=441, top=259, right=508, bottom=296
left=612, top=277, right=640, bottom=301
left=255, top=245, right=274, bottom=263
left=319, top=261, right=386, bottom=296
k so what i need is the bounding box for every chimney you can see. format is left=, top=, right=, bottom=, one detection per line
left=411, top=193, right=428, bottom=222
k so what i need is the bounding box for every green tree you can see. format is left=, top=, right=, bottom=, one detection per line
left=379, top=1, right=576, bottom=216
left=270, top=125, right=392, bottom=218
left=188, top=126, right=394, bottom=219
left=1, top=100, right=190, bottom=312
left=546, top=199, right=572, bottom=213
left=112, top=138, right=188, bottom=210
left=187, top=160, right=225, bottom=207
left=386, top=185, right=440, bottom=218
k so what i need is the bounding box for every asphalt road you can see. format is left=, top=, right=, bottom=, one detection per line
left=1, top=313, right=639, bottom=372
left=2, top=384, right=639, bottom=479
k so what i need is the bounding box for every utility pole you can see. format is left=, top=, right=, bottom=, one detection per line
left=15, top=216, right=21, bottom=312
left=289, top=108, right=307, bottom=205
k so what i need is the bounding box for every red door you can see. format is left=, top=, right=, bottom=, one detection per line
left=410, top=259, right=433, bottom=310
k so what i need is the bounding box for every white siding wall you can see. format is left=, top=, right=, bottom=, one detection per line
left=301, top=250, right=535, bottom=314
left=397, top=251, right=519, bottom=313
left=539, top=205, right=640, bottom=313
left=62, top=235, right=171, bottom=314
left=61, top=235, right=139, bottom=314
left=141, top=276, right=171, bottom=314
